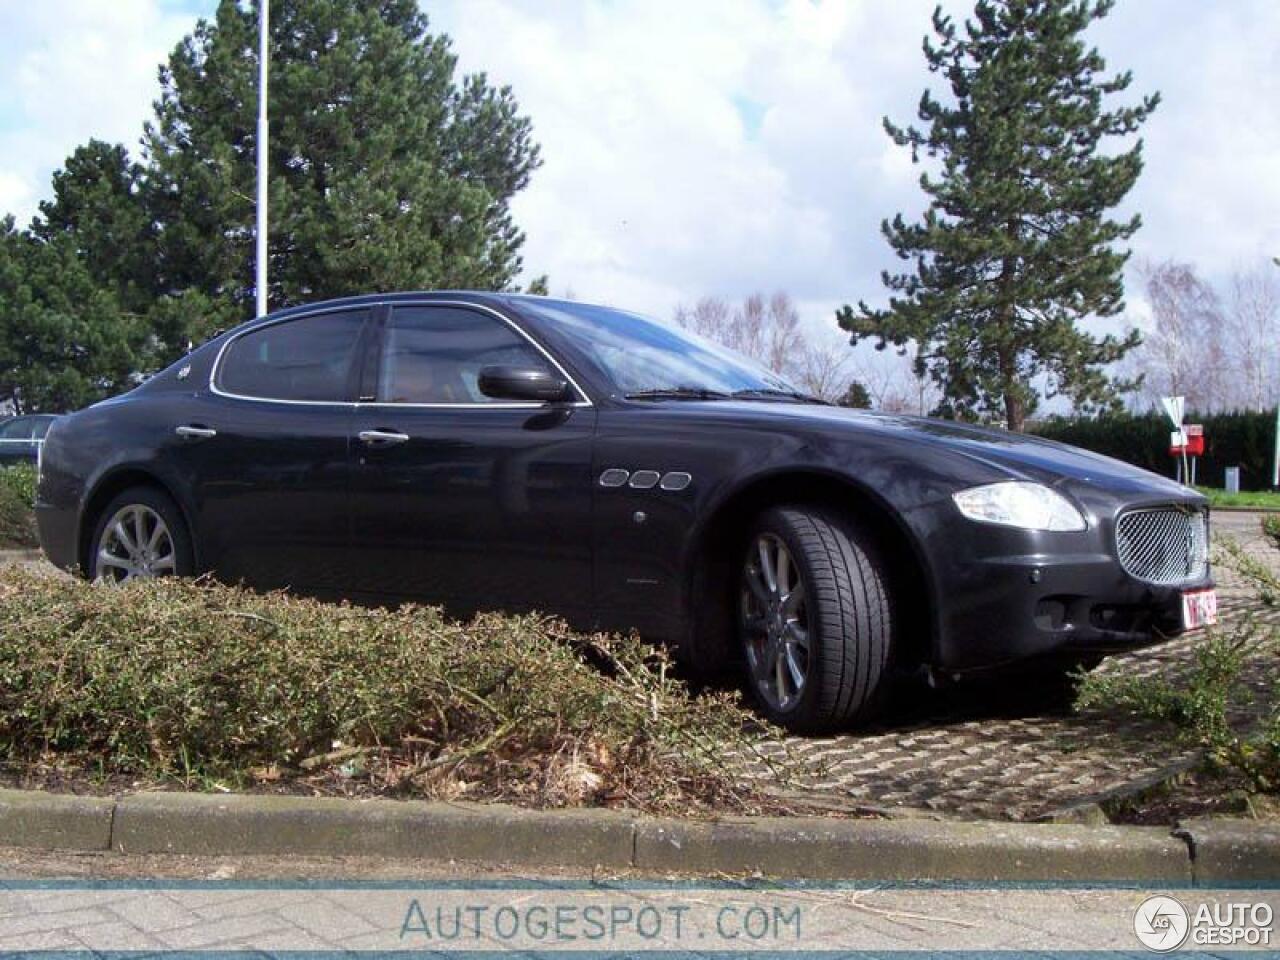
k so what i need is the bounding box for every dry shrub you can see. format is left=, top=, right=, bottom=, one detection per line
left=0, top=567, right=776, bottom=813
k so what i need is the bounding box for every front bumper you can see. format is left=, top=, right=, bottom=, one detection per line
left=908, top=494, right=1213, bottom=674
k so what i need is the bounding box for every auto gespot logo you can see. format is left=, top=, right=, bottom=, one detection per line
left=1135, top=895, right=1274, bottom=951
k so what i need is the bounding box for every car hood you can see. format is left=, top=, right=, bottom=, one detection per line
left=696, top=402, right=1199, bottom=499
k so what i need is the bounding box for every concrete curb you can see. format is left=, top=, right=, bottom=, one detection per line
left=111, top=792, right=634, bottom=868
left=4, top=787, right=1271, bottom=883
left=1178, top=818, right=1280, bottom=885
left=633, top=815, right=1192, bottom=882
left=0, top=789, right=113, bottom=851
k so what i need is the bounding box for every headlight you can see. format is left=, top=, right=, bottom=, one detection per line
left=952, top=481, right=1086, bottom=532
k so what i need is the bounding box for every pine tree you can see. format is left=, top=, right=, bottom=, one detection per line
left=1, top=0, right=544, bottom=399
left=0, top=218, right=148, bottom=413
left=839, top=0, right=1156, bottom=431
left=143, top=0, right=541, bottom=317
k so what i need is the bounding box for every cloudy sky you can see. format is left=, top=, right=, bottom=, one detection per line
left=1, top=0, right=1277, bottom=349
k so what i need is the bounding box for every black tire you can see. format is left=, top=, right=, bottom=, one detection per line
left=738, top=505, right=893, bottom=733
left=87, top=486, right=194, bottom=582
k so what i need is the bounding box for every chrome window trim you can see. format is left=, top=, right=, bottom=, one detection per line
left=209, top=299, right=593, bottom=409
left=209, top=304, right=373, bottom=408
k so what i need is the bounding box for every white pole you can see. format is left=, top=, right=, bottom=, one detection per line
left=255, top=0, right=269, bottom=318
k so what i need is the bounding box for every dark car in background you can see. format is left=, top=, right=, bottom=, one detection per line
left=34, top=293, right=1216, bottom=732
left=0, top=414, right=59, bottom=466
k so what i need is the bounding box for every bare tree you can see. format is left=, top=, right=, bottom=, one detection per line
left=851, top=350, right=940, bottom=415
left=672, top=292, right=945, bottom=412
left=673, top=296, right=734, bottom=346
left=1132, top=260, right=1227, bottom=412
left=794, top=341, right=852, bottom=402
left=1224, top=265, right=1280, bottom=411
left=763, top=292, right=804, bottom=375
left=674, top=291, right=805, bottom=377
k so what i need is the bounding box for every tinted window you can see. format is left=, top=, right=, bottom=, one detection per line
left=0, top=418, right=33, bottom=440
left=31, top=417, right=55, bottom=439
left=518, top=299, right=799, bottom=396
left=378, top=306, right=551, bottom=404
left=218, top=310, right=367, bottom=402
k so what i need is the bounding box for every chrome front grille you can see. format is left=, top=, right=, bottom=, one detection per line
left=1115, top=507, right=1209, bottom=585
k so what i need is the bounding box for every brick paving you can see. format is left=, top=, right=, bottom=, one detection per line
left=0, top=877, right=1275, bottom=953
left=733, top=511, right=1280, bottom=821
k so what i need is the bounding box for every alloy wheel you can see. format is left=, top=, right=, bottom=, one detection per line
left=741, top=533, right=811, bottom=712
left=96, top=504, right=177, bottom=583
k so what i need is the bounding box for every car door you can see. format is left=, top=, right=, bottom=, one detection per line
left=347, top=302, right=596, bottom=621
left=168, top=306, right=372, bottom=591
left=0, top=417, right=38, bottom=465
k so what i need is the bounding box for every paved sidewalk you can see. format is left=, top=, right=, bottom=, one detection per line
left=0, top=849, right=1275, bottom=953
left=733, top=515, right=1280, bottom=820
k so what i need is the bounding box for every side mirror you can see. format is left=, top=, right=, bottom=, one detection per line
left=478, top=365, right=573, bottom=403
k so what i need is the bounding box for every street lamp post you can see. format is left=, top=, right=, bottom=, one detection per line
left=255, top=0, right=269, bottom=318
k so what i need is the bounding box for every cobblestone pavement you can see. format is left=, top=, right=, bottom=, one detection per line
left=1, top=851, right=1275, bottom=953
left=734, top=511, right=1280, bottom=821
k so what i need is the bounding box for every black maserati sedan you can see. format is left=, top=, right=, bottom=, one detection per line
left=36, top=292, right=1215, bottom=731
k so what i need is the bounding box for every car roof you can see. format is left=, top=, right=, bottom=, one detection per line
left=247, top=291, right=628, bottom=326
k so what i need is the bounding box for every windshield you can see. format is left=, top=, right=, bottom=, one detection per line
left=517, top=299, right=803, bottom=398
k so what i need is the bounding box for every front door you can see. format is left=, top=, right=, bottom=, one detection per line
left=348, top=303, right=596, bottom=621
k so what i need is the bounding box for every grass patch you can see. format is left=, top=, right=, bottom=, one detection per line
left=1075, top=539, right=1280, bottom=795
left=1195, top=486, right=1280, bottom=511
left=0, top=464, right=37, bottom=549
left=1265, top=514, right=1280, bottom=549
left=0, top=567, right=782, bottom=813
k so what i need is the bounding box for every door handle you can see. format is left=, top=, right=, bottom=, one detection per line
left=358, top=429, right=411, bottom=447
left=175, top=425, right=218, bottom=441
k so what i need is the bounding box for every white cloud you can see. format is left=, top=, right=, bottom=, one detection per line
left=430, top=0, right=1280, bottom=342
left=0, top=0, right=1276, bottom=347
left=1097, top=0, right=1280, bottom=278
left=0, top=0, right=200, bottom=226
left=428, top=0, right=936, bottom=336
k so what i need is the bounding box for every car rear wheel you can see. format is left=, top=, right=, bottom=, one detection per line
left=739, top=506, right=893, bottom=732
left=88, top=487, right=193, bottom=583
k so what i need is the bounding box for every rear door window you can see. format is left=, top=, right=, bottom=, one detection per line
left=217, top=309, right=369, bottom=402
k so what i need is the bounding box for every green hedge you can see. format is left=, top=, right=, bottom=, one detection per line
left=0, top=464, right=37, bottom=548
left=1032, top=411, right=1278, bottom=491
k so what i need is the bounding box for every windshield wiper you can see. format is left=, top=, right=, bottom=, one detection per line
left=625, top=387, right=733, bottom=401
left=731, top=388, right=827, bottom=405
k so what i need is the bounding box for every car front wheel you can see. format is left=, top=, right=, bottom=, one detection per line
left=739, top=506, right=893, bottom=732
left=88, top=487, right=193, bottom=583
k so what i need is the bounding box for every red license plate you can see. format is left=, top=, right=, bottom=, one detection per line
left=1181, top=588, right=1218, bottom=630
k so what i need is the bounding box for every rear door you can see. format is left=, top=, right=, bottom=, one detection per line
left=347, top=302, right=596, bottom=620
left=168, top=307, right=373, bottom=591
